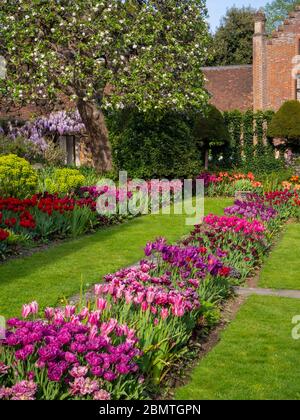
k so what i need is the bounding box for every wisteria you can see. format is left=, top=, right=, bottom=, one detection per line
left=2, top=110, right=85, bottom=152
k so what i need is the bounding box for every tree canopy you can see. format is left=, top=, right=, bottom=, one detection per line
left=193, top=105, right=230, bottom=169
left=264, top=0, right=300, bottom=33
left=0, top=0, right=211, bottom=171
left=209, top=7, right=256, bottom=66
left=268, top=100, right=300, bottom=142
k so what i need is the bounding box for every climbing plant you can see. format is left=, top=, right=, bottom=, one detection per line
left=222, top=109, right=284, bottom=174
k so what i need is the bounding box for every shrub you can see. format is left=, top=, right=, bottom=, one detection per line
left=0, top=154, right=38, bottom=198
left=43, top=140, right=66, bottom=167
left=193, top=105, right=230, bottom=169
left=108, top=109, right=202, bottom=179
left=0, top=135, right=43, bottom=163
left=44, top=168, right=86, bottom=194
left=238, top=143, right=285, bottom=175
left=268, top=100, right=300, bottom=144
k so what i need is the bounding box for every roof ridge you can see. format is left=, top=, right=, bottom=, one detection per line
left=201, top=64, right=252, bottom=71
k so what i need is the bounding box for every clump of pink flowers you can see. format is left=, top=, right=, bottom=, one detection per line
left=0, top=304, right=141, bottom=400
left=0, top=380, right=37, bottom=400
left=203, top=214, right=266, bottom=237
left=144, top=237, right=232, bottom=280
left=97, top=263, right=200, bottom=318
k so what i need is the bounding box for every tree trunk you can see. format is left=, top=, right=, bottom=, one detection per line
left=204, top=148, right=209, bottom=170
left=77, top=99, right=113, bottom=173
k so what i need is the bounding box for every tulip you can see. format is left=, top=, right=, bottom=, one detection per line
left=88, top=311, right=101, bottom=326
left=21, top=304, right=31, bottom=319
left=44, top=307, right=54, bottom=320
left=141, top=301, right=148, bottom=312
left=65, top=305, right=76, bottom=318
left=96, top=298, right=107, bottom=312
left=160, top=308, right=169, bottom=320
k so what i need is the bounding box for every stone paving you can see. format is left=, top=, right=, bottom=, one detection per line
left=235, top=286, right=300, bottom=299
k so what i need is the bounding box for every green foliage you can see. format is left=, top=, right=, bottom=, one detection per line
left=193, top=105, right=230, bottom=148
left=0, top=1, right=211, bottom=112
left=223, top=109, right=282, bottom=174
left=268, top=100, right=300, bottom=143
left=31, top=205, right=98, bottom=240
left=44, top=168, right=86, bottom=194
left=260, top=169, right=294, bottom=192
left=109, top=109, right=202, bottom=179
left=210, top=7, right=256, bottom=66
left=0, top=154, right=38, bottom=198
left=0, top=134, right=43, bottom=163
left=264, top=0, right=300, bottom=33
left=76, top=166, right=101, bottom=185
left=43, top=141, right=67, bottom=167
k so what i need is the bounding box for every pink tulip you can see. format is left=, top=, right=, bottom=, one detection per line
left=151, top=306, right=157, bottom=315
left=44, top=307, right=54, bottom=320
left=100, top=318, right=118, bottom=335
left=173, top=304, right=185, bottom=317
left=79, top=307, right=89, bottom=320
left=94, top=284, right=103, bottom=295
left=141, top=301, right=149, bottom=312
left=96, top=298, right=107, bottom=312
left=22, top=301, right=38, bottom=318
left=88, top=310, right=101, bottom=326
left=146, top=290, right=155, bottom=304
left=29, top=301, right=39, bottom=314
left=89, top=325, right=98, bottom=340
left=160, top=308, right=169, bottom=320
left=65, top=305, right=76, bottom=318
left=21, top=304, right=31, bottom=319
left=53, top=309, right=64, bottom=324
left=125, top=291, right=133, bottom=304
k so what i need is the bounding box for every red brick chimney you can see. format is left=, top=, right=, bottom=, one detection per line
left=253, top=11, right=267, bottom=110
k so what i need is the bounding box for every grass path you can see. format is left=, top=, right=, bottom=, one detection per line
left=259, top=223, right=300, bottom=290
left=175, top=295, right=300, bottom=400
left=0, top=198, right=231, bottom=319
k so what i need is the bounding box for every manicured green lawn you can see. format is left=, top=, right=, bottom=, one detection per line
left=259, top=223, right=300, bottom=290
left=175, top=295, right=300, bottom=400
left=0, top=198, right=231, bottom=318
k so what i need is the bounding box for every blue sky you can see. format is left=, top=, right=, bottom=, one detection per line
left=207, top=0, right=269, bottom=31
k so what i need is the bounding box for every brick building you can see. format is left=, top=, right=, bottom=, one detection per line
left=204, top=6, right=300, bottom=112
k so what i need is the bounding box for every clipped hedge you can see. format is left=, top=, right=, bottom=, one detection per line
left=108, top=109, right=202, bottom=179
left=268, top=100, right=300, bottom=143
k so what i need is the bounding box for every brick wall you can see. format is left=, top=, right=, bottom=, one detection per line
left=202, top=65, right=253, bottom=111
left=254, top=7, right=300, bottom=111
left=0, top=104, right=42, bottom=121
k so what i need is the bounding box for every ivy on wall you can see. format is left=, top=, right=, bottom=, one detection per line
left=223, top=109, right=285, bottom=173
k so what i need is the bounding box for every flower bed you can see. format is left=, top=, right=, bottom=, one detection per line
left=197, top=171, right=300, bottom=197
left=0, top=187, right=136, bottom=260
left=0, top=179, right=183, bottom=260
left=197, top=171, right=262, bottom=197
left=1, top=189, right=299, bottom=399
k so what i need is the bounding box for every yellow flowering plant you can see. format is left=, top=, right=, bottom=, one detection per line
left=0, top=154, right=37, bottom=198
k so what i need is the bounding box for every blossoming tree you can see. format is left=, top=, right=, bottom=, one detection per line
left=0, top=0, right=210, bottom=172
